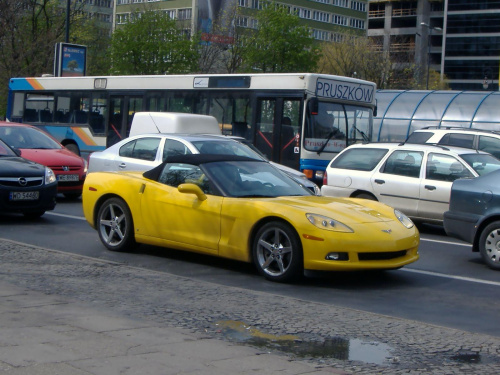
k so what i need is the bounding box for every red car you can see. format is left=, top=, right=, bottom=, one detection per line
left=0, top=122, right=87, bottom=199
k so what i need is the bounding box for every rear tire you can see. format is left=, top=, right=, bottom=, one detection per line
left=97, top=197, right=136, bottom=252
left=479, top=221, right=500, bottom=270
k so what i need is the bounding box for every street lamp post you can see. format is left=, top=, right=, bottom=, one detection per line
left=421, top=22, right=442, bottom=90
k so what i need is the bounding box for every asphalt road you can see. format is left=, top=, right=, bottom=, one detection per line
left=2, top=196, right=499, bottom=338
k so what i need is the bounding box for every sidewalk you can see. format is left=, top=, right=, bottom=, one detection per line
left=1, top=238, right=500, bottom=374
left=0, top=280, right=342, bottom=375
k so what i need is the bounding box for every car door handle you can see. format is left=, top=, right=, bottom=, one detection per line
left=118, top=163, right=126, bottom=169
left=425, top=185, right=436, bottom=191
left=374, top=179, right=385, bottom=185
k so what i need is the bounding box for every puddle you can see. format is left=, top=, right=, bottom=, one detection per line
left=216, top=320, right=393, bottom=365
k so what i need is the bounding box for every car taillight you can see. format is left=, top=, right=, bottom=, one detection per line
left=323, top=170, right=328, bottom=185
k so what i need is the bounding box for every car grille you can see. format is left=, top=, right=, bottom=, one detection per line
left=50, top=166, right=81, bottom=172
left=358, top=250, right=407, bottom=261
left=0, top=177, right=43, bottom=188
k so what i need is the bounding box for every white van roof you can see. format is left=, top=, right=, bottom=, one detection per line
left=129, top=112, right=221, bottom=136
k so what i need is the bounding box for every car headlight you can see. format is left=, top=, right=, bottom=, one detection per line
left=306, top=213, right=353, bottom=233
left=45, top=167, right=57, bottom=185
left=83, top=159, right=88, bottom=174
left=394, top=209, right=414, bottom=229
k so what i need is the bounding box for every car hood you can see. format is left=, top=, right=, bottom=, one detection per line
left=20, top=148, right=84, bottom=167
left=0, top=156, right=46, bottom=177
left=272, top=195, right=398, bottom=224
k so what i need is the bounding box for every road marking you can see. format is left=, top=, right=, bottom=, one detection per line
left=402, top=268, right=500, bottom=287
left=46, top=212, right=87, bottom=221
left=420, top=237, right=471, bottom=247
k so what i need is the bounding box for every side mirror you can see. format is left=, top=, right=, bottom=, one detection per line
left=178, top=183, right=207, bottom=201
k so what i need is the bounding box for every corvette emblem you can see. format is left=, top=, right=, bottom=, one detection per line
left=381, top=229, right=392, bottom=234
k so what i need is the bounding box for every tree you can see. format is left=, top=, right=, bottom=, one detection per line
left=318, top=33, right=391, bottom=89
left=239, top=1, right=320, bottom=73
left=110, top=9, right=199, bottom=75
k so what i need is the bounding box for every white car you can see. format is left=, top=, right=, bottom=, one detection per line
left=406, top=127, right=500, bottom=159
left=88, top=133, right=321, bottom=195
left=321, top=143, right=500, bottom=223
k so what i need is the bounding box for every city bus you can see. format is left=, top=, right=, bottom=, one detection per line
left=7, top=73, right=376, bottom=183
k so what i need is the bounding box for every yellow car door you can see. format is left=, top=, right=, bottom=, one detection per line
left=139, top=177, right=222, bottom=254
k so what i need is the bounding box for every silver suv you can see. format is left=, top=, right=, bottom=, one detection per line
left=406, top=127, right=500, bottom=159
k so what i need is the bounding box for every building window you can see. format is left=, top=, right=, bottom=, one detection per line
left=238, top=0, right=248, bottom=7
left=116, top=13, right=129, bottom=24
left=333, top=0, right=348, bottom=8
left=332, top=14, right=348, bottom=26
left=350, top=1, right=366, bottom=12
left=294, top=7, right=311, bottom=19
left=250, top=0, right=262, bottom=9
left=164, top=9, right=176, bottom=19
left=178, top=8, right=192, bottom=20
left=313, top=11, right=329, bottom=23
left=237, top=16, right=248, bottom=27
left=350, top=18, right=365, bottom=29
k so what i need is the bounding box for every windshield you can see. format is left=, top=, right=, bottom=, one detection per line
left=461, top=153, right=500, bottom=176
left=304, top=101, right=372, bottom=154
left=204, top=160, right=312, bottom=198
left=0, top=139, right=17, bottom=156
left=0, top=126, right=61, bottom=150
left=192, top=140, right=265, bottom=160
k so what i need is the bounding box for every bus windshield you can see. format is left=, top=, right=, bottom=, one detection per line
left=304, top=101, right=372, bottom=154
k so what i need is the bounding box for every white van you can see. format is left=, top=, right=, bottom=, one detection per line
left=129, top=112, right=221, bottom=136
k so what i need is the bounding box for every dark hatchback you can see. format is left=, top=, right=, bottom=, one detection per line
left=0, top=138, right=58, bottom=218
left=444, top=169, right=500, bottom=270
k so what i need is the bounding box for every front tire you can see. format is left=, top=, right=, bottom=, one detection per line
left=252, top=221, right=303, bottom=283
left=97, top=197, right=136, bottom=252
left=479, top=221, right=500, bottom=270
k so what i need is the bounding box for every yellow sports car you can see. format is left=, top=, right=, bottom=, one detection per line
left=83, top=155, right=419, bottom=282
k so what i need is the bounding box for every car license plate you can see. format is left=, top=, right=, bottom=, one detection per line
left=58, top=174, right=79, bottom=181
left=9, top=191, right=39, bottom=201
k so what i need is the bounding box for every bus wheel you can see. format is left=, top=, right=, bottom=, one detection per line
left=64, top=143, right=80, bottom=156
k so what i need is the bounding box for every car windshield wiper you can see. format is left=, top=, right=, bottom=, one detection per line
left=352, top=126, right=369, bottom=142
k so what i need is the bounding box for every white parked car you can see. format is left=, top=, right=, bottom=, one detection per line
left=89, top=133, right=321, bottom=195
left=321, top=142, right=500, bottom=223
left=406, top=127, right=500, bottom=159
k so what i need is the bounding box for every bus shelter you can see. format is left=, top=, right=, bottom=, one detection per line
left=374, top=90, right=500, bottom=142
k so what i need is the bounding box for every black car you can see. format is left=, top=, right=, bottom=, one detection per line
left=0, top=138, right=57, bottom=218
left=444, top=169, right=500, bottom=270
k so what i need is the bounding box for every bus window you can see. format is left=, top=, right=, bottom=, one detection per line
left=11, top=93, right=24, bottom=122
left=256, top=99, right=276, bottom=160
left=304, top=102, right=346, bottom=153
left=280, top=99, right=301, bottom=169
left=25, top=93, right=54, bottom=123
left=90, top=93, right=107, bottom=135
left=208, top=93, right=252, bottom=137
left=166, top=92, right=208, bottom=114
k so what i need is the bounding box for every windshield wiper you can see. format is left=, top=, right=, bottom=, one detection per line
left=317, top=130, right=336, bottom=156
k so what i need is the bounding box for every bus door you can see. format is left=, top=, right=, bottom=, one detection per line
left=255, top=97, right=302, bottom=170
left=107, top=95, right=144, bottom=147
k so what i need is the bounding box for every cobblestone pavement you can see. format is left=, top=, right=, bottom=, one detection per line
left=1, top=238, right=499, bottom=374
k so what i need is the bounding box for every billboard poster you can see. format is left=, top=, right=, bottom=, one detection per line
left=54, top=43, right=87, bottom=77
left=198, top=0, right=234, bottom=45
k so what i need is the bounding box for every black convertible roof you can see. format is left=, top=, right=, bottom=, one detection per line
left=143, top=154, right=263, bottom=181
